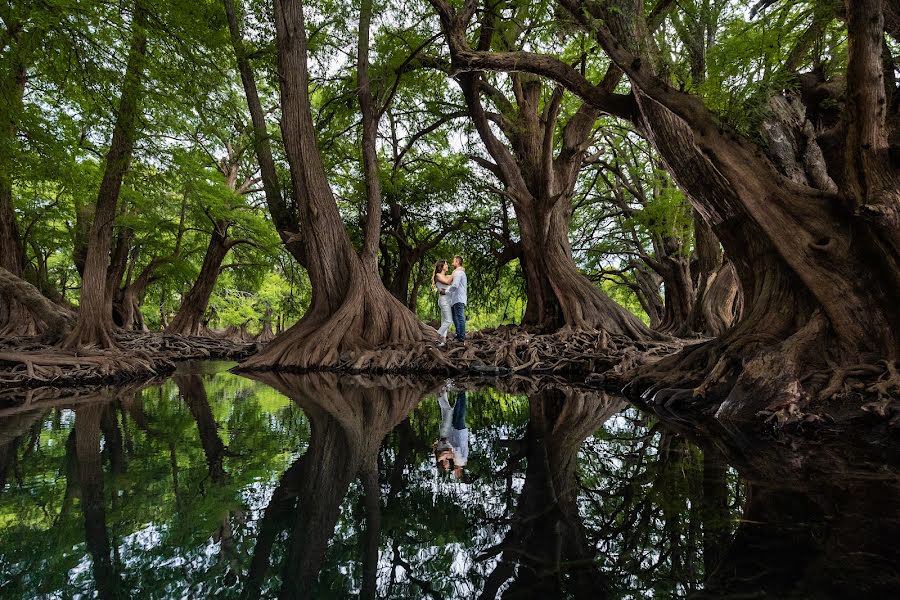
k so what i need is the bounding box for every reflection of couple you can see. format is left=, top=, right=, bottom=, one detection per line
left=431, top=255, right=467, bottom=345
left=434, top=388, right=468, bottom=480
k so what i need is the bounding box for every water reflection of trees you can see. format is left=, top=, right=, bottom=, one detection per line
left=0, top=366, right=307, bottom=598
left=474, top=388, right=620, bottom=599
left=238, top=371, right=434, bottom=599
left=2, top=372, right=898, bottom=599
left=685, top=424, right=900, bottom=599
left=372, top=382, right=736, bottom=599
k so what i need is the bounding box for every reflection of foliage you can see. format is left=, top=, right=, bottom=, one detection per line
left=0, top=363, right=306, bottom=598
left=0, top=373, right=743, bottom=599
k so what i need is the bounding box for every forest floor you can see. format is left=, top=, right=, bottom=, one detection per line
left=0, top=325, right=683, bottom=398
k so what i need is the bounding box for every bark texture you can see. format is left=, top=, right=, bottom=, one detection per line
left=239, top=0, right=434, bottom=370
left=0, top=17, right=39, bottom=336
left=0, top=267, right=75, bottom=341
left=223, top=0, right=306, bottom=266
left=64, top=2, right=148, bottom=349
left=166, top=222, right=234, bottom=336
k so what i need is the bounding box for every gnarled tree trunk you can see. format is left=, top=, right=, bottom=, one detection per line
left=0, top=267, right=75, bottom=341
left=64, top=2, right=148, bottom=349
left=238, top=0, right=434, bottom=370
left=0, top=24, right=37, bottom=337
left=588, top=0, right=900, bottom=416
left=517, top=190, right=655, bottom=338
left=443, top=6, right=658, bottom=338
left=434, top=0, right=900, bottom=417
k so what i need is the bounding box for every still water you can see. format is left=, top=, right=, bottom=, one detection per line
left=0, top=361, right=897, bottom=599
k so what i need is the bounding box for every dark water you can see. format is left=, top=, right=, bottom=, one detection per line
left=0, top=362, right=897, bottom=599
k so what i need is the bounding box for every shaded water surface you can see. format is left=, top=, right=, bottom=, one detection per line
left=0, top=361, right=897, bottom=599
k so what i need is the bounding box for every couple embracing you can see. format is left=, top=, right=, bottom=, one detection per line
left=431, top=255, right=467, bottom=345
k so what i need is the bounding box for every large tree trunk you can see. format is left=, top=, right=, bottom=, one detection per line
left=0, top=30, right=37, bottom=336
left=686, top=211, right=739, bottom=336
left=0, top=267, right=75, bottom=341
left=239, top=0, right=433, bottom=370
left=64, top=3, right=148, bottom=349
left=223, top=0, right=305, bottom=267
left=166, top=223, right=232, bottom=336
left=451, top=26, right=656, bottom=338
left=567, top=0, right=900, bottom=417
left=517, top=193, right=655, bottom=337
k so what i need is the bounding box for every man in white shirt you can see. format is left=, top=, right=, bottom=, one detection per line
left=441, top=255, right=467, bottom=342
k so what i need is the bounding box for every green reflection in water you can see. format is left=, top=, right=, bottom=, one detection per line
left=0, top=363, right=756, bottom=599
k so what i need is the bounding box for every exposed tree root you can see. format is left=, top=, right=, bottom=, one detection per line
left=0, top=332, right=259, bottom=394
left=622, top=312, right=900, bottom=427
left=238, top=324, right=683, bottom=377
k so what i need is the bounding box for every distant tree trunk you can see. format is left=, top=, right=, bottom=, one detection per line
left=223, top=0, right=306, bottom=267
left=116, top=260, right=158, bottom=332
left=166, top=222, right=233, bottom=336
left=632, top=265, right=666, bottom=328
left=653, top=250, right=695, bottom=335
left=104, top=225, right=134, bottom=313
left=64, top=2, right=148, bottom=349
left=453, top=40, right=656, bottom=336
left=257, top=306, right=275, bottom=342
left=516, top=188, right=654, bottom=337
left=239, top=0, right=434, bottom=370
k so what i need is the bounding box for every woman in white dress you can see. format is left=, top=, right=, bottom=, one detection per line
left=432, top=259, right=454, bottom=343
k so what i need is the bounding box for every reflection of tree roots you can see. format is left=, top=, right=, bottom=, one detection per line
left=0, top=332, right=257, bottom=391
